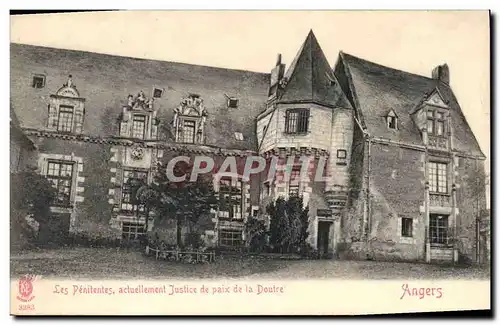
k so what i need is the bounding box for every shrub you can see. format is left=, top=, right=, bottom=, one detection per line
left=185, top=232, right=205, bottom=249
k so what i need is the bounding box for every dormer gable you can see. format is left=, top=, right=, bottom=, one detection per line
left=410, top=87, right=451, bottom=150
left=423, top=88, right=449, bottom=109
left=118, top=90, right=159, bottom=140
left=47, top=75, right=86, bottom=134
left=386, top=109, right=398, bottom=130
left=172, top=94, right=208, bottom=144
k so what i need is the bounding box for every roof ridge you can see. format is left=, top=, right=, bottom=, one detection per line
left=341, top=51, right=435, bottom=81
left=10, top=42, right=271, bottom=76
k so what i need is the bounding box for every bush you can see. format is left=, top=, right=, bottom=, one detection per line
left=185, top=232, right=205, bottom=249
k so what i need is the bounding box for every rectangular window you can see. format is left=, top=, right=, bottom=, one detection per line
left=227, top=98, right=239, bottom=108
left=288, top=167, right=301, bottom=196
left=219, top=178, right=243, bottom=220
left=182, top=120, right=196, bottom=143
left=401, top=217, right=413, bottom=237
left=57, top=105, right=74, bottom=132
left=427, top=110, right=446, bottom=136
left=219, top=229, right=243, bottom=247
left=428, top=162, right=448, bottom=193
left=132, top=115, right=146, bottom=139
left=32, top=74, right=45, bottom=88
left=337, top=149, right=347, bottom=166
left=387, top=116, right=397, bottom=129
left=429, top=214, right=449, bottom=245
left=121, top=169, right=148, bottom=213
left=121, top=221, right=146, bottom=241
left=153, top=88, right=163, bottom=98
left=46, top=161, right=74, bottom=206
left=285, top=109, right=309, bottom=134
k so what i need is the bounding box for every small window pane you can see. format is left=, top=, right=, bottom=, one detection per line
left=182, top=120, right=196, bottom=143
left=427, top=119, right=434, bottom=134
left=132, top=115, right=146, bottom=139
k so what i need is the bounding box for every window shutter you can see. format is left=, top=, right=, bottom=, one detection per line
left=47, top=104, right=58, bottom=130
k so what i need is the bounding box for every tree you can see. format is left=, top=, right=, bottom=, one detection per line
left=244, top=217, right=267, bottom=253
left=10, top=167, right=57, bottom=246
left=146, top=160, right=218, bottom=247
left=267, top=195, right=310, bottom=253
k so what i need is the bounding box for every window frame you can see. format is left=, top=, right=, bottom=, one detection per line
left=227, top=98, right=239, bottom=109
left=32, top=74, right=46, bottom=89
left=427, top=109, right=446, bottom=137
left=121, top=221, right=146, bottom=241
left=387, top=115, right=397, bottom=130
left=336, top=149, right=347, bottom=166
left=120, top=169, right=149, bottom=214
left=131, top=114, right=147, bottom=139
left=181, top=119, right=197, bottom=144
left=218, top=228, right=243, bottom=247
left=428, top=161, right=448, bottom=194
left=218, top=178, right=244, bottom=220
left=429, top=214, right=450, bottom=245
left=285, top=108, right=310, bottom=134
left=57, top=105, right=74, bottom=133
left=46, top=160, right=75, bottom=207
left=401, top=217, right=413, bottom=237
left=152, top=88, right=163, bottom=99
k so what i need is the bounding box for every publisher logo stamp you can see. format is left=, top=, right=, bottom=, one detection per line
left=16, top=274, right=37, bottom=303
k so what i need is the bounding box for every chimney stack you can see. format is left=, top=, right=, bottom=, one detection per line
left=276, top=53, right=282, bottom=66
left=268, top=53, right=286, bottom=97
left=432, top=64, right=450, bottom=84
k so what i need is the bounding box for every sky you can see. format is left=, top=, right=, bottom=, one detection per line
left=10, top=10, right=490, bottom=196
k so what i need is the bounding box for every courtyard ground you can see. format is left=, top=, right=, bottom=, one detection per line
left=10, top=247, right=490, bottom=280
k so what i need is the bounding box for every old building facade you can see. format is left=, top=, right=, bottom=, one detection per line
left=10, top=31, right=487, bottom=263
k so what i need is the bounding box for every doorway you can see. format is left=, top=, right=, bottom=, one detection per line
left=317, top=221, right=331, bottom=258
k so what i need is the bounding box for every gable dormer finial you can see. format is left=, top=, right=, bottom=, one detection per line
left=63, top=74, right=76, bottom=89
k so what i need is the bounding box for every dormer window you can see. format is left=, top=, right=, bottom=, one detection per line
left=48, top=75, right=85, bottom=134
left=427, top=110, right=446, bottom=136
left=173, top=95, right=208, bottom=144
left=153, top=88, right=164, bottom=98
left=57, top=105, right=74, bottom=133
left=182, top=120, right=196, bottom=143
left=118, top=91, right=158, bottom=140
left=32, top=74, right=45, bottom=89
left=227, top=97, right=239, bottom=108
left=386, top=109, right=398, bottom=130
left=132, top=115, right=146, bottom=139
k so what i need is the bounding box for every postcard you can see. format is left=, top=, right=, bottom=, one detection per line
left=9, top=10, right=491, bottom=316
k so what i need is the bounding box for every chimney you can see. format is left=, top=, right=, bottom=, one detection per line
left=268, top=53, right=286, bottom=97
left=432, top=64, right=450, bottom=84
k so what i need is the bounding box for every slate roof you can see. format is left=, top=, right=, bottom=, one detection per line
left=335, top=52, right=485, bottom=158
left=10, top=43, right=270, bottom=151
left=278, top=31, right=352, bottom=109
